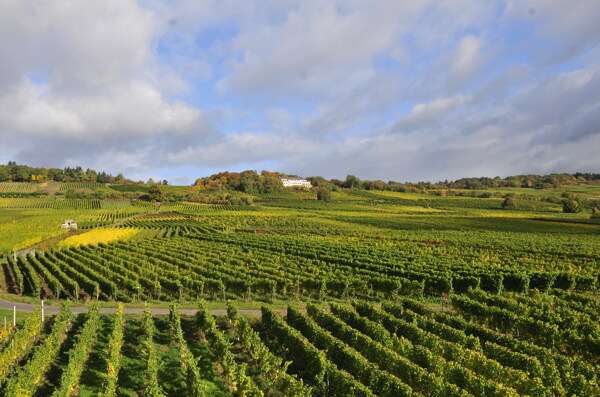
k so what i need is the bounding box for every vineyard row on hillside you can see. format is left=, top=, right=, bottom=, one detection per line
left=0, top=297, right=597, bottom=396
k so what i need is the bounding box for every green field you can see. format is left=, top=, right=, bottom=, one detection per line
left=0, top=184, right=598, bottom=396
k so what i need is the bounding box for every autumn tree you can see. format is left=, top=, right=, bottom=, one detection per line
left=562, top=198, right=582, bottom=213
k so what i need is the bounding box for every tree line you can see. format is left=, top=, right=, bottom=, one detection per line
left=3, top=162, right=599, bottom=193
left=192, top=170, right=286, bottom=194
left=0, top=162, right=133, bottom=184
left=307, top=172, right=600, bottom=192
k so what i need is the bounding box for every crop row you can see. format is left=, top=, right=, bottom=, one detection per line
left=0, top=182, right=38, bottom=193
left=59, top=182, right=102, bottom=191
left=5, top=228, right=598, bottom=305
left=0, top=198, right=100, bottom=209
left=1, top=297, right=597, bottom=396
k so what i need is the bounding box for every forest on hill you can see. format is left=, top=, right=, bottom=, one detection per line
left=2, top=161, right=599, bottom=189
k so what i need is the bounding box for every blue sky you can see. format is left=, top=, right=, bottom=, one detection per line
left=0, top=0, right=599, bottom=184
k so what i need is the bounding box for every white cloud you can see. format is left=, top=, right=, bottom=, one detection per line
left=283, top=64, right=600, bottom=181
left=219, top=1, right=428, bottom=100
left=0, top=0, right=156, bottom=90
left=0, top=0, right=217, bottom=173
left=0, top=80, right=204, bottom=142
left=448, top=36, right=485, bottom=88
left=167, top=133, right=308, bottom=168
left=393, top=95, right=469, bottom=133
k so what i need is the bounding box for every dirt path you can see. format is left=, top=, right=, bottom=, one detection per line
left=0, top=297, right=274, bottom=316
left=37, top=181, right=61, bottom=196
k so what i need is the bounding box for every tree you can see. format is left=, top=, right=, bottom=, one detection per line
left=86, top=169, right=98, bottom=182
left=240, top=178, right=256, bottom=193
left=148, top=184, right=164, bottom=201
left=501, top=197, right=517, bottom=209
left=316, top=188, right=331, bottom=201
left=562, top=198, right=582, bottom=213
left=162, top=179, right=168, bottom=185
left=344, top=174, right=361, bottom=189
left=306, top=176, right=328, bottom=187
left=14, top=167, right=29, bottom=182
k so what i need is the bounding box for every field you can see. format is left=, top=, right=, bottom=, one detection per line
left=0, top=185, right=598, bottom=396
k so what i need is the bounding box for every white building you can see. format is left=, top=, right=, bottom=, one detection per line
left=280, top=177, right=312, bottom=188
left=60, top=220, right=77, bottom=229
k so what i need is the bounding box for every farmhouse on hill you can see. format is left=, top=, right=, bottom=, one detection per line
left=280, top=177, right=312, bottom=188
left=60, top=219, right=77, bottom=229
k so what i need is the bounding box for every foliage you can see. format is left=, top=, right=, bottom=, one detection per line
left=147, top=184, right=165, bottom=202
left=316, top=188, right=331, bottom=201
left=142, top=305, right=166, bottom=397
left=0, top=294, right=597, bottom=395
left=4, top=302, right=72, bottom=397
left=0, top=308, right=44, bottom=384
left=562, top=198, right=582, bottom=213
left=57, top=227, right=140, bottom=248
left=193, top=170, right=284, bottom=194
left=501, top=197, right=517, bottom=209
left=52, top=303, right=101, bottom=397
left=169, top=304, right=205, bottom=397
left=0, top=162, right=133, bottom=184
left=99, top=303, right=124, bottom=397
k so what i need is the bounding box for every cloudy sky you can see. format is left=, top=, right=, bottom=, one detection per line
left=0, top=0, right=599, bottom=184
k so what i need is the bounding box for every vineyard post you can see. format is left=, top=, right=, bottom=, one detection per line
left=13, top=305, right=16, bottom=327
left=3, top=316, right=5, bottom=329
left=42, top=300, right=44, bottom=322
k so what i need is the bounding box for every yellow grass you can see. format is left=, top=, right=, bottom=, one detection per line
left=57, top=227, right=140, bottom=248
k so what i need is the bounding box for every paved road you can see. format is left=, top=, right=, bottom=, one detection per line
left=0, top=297, right=272, bottom=316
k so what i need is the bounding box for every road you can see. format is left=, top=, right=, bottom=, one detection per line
left=0, top=297, right=270, bottom=316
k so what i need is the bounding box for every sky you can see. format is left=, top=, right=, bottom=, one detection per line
left=0, top=0, right=599, bottom=184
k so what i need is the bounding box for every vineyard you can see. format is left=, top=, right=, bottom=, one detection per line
left=59, top=182, right=103, bottom=191
left=0, top=182, right=38, bottom=193
left=0, top=184, right=599, bottom=395
left=0, top=198, right=154, bottom=210
left=0, top=296, right=598, bottom=396
left=3, top=225, right=599, bottom=304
